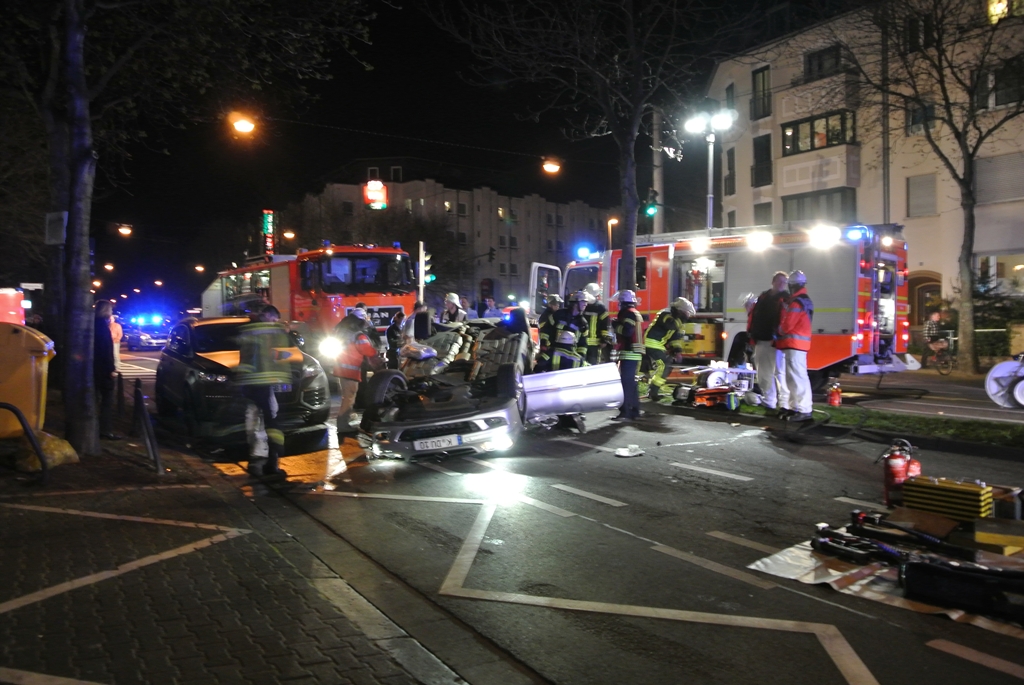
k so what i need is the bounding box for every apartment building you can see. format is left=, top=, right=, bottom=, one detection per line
left=706, top=1, right=1024, bottom=322
left=282, top=159, right=614, bottom=307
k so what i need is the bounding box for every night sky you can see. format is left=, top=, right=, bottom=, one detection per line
left=90, top=4, right=707, bottom=314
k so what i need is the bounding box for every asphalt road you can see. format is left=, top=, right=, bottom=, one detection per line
left=135, top=348, right=1024, bottom=684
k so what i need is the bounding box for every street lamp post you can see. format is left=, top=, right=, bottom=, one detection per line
left=606, top=218, right=618, bottom=251
left=684, top=111, right=735, bottom=233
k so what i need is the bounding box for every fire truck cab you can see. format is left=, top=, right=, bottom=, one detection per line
left=532, top=223, right=915, bottom=383
left=201, top=243, right=417, bottom=365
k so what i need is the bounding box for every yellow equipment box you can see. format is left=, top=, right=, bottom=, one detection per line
left=903, top=477, right=993, bottom=522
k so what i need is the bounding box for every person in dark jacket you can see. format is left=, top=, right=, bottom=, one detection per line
left=612, top=290, right=645, bottom=421
left=94, top=300, right=119, bottom=439
left=748, top=271, right=790, bottom=416
left=385, top=312, right=405, bottom=369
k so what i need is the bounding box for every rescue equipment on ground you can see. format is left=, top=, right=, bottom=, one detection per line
left=902, top=477, right=994, bottom=521
left=827, top=379, right=842, bottom=407
left=875, top=439, right=921, bottom=507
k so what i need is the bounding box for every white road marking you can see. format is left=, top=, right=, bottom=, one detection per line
left=516, top=495, right=576, bottom=518
left=0, top=484, right=211, bottom=499
left=660, top=440, right=714, bottom=448
left=116, top=362, right=156, bottom=377
left=0, top=531, right=246, bottom=615
left=777, top=586, right=879, bottom=620
left=575, top=515, right=662, bottom=545
left=927, top=639, right=1024, bottom=679
left=834, top=497, right=887, bottom=510
left=0, top=667, right=108, bottom=684
left=440, top=503, right=497, bottom=594
left=462, top=456, right=504, bottom=470
left=706, top=531, right=780, bottom=554
left=310, top=491, right=487, bottom=504
left=651, top=544, right=777, bottom=590
left=0, top=503, right=248, bottom=533
left=859, top=402, right=1024, bottom=424
left=418, top=462, right=459, bottom=476
left=550, top=484, right=627, bottom=507
left=547, top=438, right=619, bottom=454
left=669, top=462, right=753, bottom=481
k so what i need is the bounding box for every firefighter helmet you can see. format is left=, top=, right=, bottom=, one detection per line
left=616, top=290, right=638, bottom=304
left=671, top=297, right=696, bottom=319
left=547, top=294, right=563, bottom=305
left=556, top=330, right=577, bottom=346
left=568, top=290, right=588, bottom=304
left=584, top=283, right=602, bottom=300
left=350, top=308, right=367, bottom=320
left=445, top=292, right=461, bottom=305
left=788, top=270, right=807, bottom=287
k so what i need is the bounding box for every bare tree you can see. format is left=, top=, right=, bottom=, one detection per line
left=798, top=0, right=1024, bottom=372
left=430, top=0, right=740, bottom=292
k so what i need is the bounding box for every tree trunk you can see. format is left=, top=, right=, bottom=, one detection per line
left=41, top=109, right=70, bottom=387
left=62, top=0, right=99, bottom=455
left=618, top=135, right=640, bottom=294
left=957, top=194, right=979, bottom=375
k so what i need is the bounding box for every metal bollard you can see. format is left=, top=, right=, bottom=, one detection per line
left=133, top=378, right=162, bottom=474
left=117, top=372, right=125, bottom=417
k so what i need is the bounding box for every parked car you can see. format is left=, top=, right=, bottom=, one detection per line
left=155, top=317, right=331, bottom=441
left=362, top=320, right=622, bottom=460
left=126, top=324, right=170, bottom=351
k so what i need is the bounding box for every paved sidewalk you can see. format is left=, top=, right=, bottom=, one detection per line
left=0, top=425, right=428, bottom=684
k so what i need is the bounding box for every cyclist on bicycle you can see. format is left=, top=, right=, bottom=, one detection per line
left=921, top=310, right=948, bottom=368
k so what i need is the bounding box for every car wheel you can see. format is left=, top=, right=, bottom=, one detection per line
left=367, top=370, right=407, bottom=405
left=497, top=363, right=526, bottom=417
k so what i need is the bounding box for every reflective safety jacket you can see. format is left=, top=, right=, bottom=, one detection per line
left=583, top=302, right=613, bottom=347
left=535, top=345, right=586, bottom=373
left=614, top=307, right=646, bottom=361
left=551, top=308, right=588, bottom=353
left=236, top=322, right=292, bottom=386
left=644, top=310, right=686, bottom=353
left=777, top=287, right=814, bottom=351
left=537, top=306, right=559, bottom=350
left=333, top=329, right=378, bottom=381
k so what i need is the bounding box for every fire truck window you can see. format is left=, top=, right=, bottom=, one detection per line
left=320, top=255, right=414, bottom=293
left=253, top=270, right=271, bottom=297
left=684, top=255, right=726, bottom=313
left=565, top=266, right=598, bottom=297
left=635, top=258, right=648, bottom=290
left=300, top=261, right=316, bottom=290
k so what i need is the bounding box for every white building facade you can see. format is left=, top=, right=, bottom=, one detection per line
left=706, top=4, right=1024, bottom=323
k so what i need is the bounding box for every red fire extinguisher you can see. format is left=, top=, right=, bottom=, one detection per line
left=827, top=379, right=842, bottom=407
left=876, top=439, right=921, bottom=506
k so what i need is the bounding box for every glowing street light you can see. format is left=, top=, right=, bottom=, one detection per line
left=120, top=294, right=128, bottom=299
left=133, top=288, right=141, bottom=293
left=542, top=156, right=562, bottom=174
left=194, top=265, right=205, bottom=273
left=117, top=224, right=132, bottom=236
left=228, top=111, right=255, bottom=134
left=103, top=263, right=114, bottom=271
left=684, top=109, right=736, bottom=232
left=92, top=280, right=101, bottom=288
left=282, top=230, right=295, bottom=240
left=154, top=280, right=163, bottom=286
left=606, top=217, right=618, bottom=250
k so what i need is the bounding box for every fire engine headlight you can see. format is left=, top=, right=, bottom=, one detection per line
left=318, top=337, right=343, bottom=357
left=809, top=224, right=841, bottom=249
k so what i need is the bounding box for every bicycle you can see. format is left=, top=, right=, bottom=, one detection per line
left=924, top=333, right=957, bottom=375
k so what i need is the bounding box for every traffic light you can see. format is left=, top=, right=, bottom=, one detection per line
left=488, top=247, right=496, bottom=263
left=645, top=189, right=659, bottom=217
left=423, top=251, right=436, bottom=283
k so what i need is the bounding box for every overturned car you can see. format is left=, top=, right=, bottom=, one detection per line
left=361, top=320, right=622, bottom=460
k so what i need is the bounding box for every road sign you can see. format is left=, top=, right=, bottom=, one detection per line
left=19, top=283, right=44, bottom=290
left=44, top=212, right=67, bottom=245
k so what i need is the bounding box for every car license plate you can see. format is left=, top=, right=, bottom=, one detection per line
left=413, top=435, right=461, bottom=451
left=272, top=384, right=292, bottom=393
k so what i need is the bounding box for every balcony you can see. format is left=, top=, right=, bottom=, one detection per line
left=751, top=162, right=773, bottom=188
left=750, top=94, right=772, bottom=121
left=724, top=173, right=736, bottom=196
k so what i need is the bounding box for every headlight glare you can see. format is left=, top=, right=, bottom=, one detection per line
left=318, top=337, right=343, bottom=357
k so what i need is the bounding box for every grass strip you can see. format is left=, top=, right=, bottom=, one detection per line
left=740, top=403, right=1024, bottom=449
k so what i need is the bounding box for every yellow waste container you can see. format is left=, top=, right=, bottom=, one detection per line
left=0, top=323, right=55, bottom=438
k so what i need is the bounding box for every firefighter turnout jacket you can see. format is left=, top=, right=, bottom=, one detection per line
left=235, top=322, right=292, bottom=387
left=777, top=287, right=813, bottom=351
left=583, top=302, right=613, bottom=348
left=550, top=309, right=588, bottom=355
left=614, top=307, right=646, bottom=361
left=536, top=344, right=587, bottom=373
left=644, top=310, right=686, bottom=354
left=537, top=306, right=559, bottom=350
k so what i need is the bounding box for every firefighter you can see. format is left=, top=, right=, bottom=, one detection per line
left=537, top=294, right=563, bottom=352
left=535, top=329, right=588, bottom=373
left=749, top=271, right=791, bottom=415
left=236, top=305, right=292, bottom=478
left=440, top=292, right=468, bottom=324
left=333, top=308, right=381, bottom=437
left=612, top=290, right=645, bottom=421
left=643, top=297, right=695, bottom=401
left=777, top=270, right=814, bottom=422
left=582, top=283, right=613, bottom=364
left=552, top=290, right=590, bottom=358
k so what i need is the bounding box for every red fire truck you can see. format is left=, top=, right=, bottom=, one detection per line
left=201, top=243, right=417, bottom=360
left=529, top=223, right=915, bottom=384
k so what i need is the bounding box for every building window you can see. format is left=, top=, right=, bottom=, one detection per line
left=556, top=214, right=564, bottom=227
left=782, top=111, right=855, bottom=155
left=727, top=210, right=736, bottom=228
left=458, top=202, right=468, bottom=216
left=751, top=134, right=772, bottom=187
left=457, top=232, right=467, bottom=245
left=546, top=239, right=554, bottom=252
left=498, top=207, right=505, bottom=219
left=782, top=187, right=857, bottom=223
left=753, top=202, right=773, bottom=225
left=725, top=83, right=735, bottom=110
left=510, top=208, right=519, bottom=223
left=989, top=0, right=1024, bottom=23
left=751, top=67, right=771, bottom=120
left=975, top=152, right=1024, bottom=205
left=546, top=213, right=554, bottom=225
left=510, top=263, right=519, bottom=276
left=403, top=199, right=412, bottom=213
left=724, top=148, right=736, bottom=196
left=556, top=240, right=565, bottom=252
left=444, top=201, right=452, bottom=213
left=907, top=174, right=937, bottom=216
left=804, top=45, right=842, bottom=82
left=902, top=17, right=935, bottom=53
left=367, top=167, right=379, bottom=180
left=390, top=166, right=402, bottom=182
left=499, top=263, right=508, bottom=276
left=342, top=201, right=354, bottom=217
left=905, top=104, right=936, bottom=135
left=994, top=59, right=1024, bottom=106
left=509, top=236, right=519, bottom=249
left=498, top=235, right=507, bottom=248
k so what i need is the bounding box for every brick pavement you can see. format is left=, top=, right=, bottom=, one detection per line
left=0, top=431, right=426, bottom=685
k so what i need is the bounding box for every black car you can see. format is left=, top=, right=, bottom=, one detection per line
left=155, top=317, right=331, bottom=440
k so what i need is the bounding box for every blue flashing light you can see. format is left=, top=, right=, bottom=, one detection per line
left=845, top=228, right=864, bottom=241
left=130, top=317, right=139, bottom=324
left=151, top=315, right=163, bottom=324
left=576, top=245, right=596, bottom=260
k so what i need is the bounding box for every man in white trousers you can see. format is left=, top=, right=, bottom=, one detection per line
left=777, top=270, right=814, bottom=421
left=747, top=271, right=790, bottom=416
